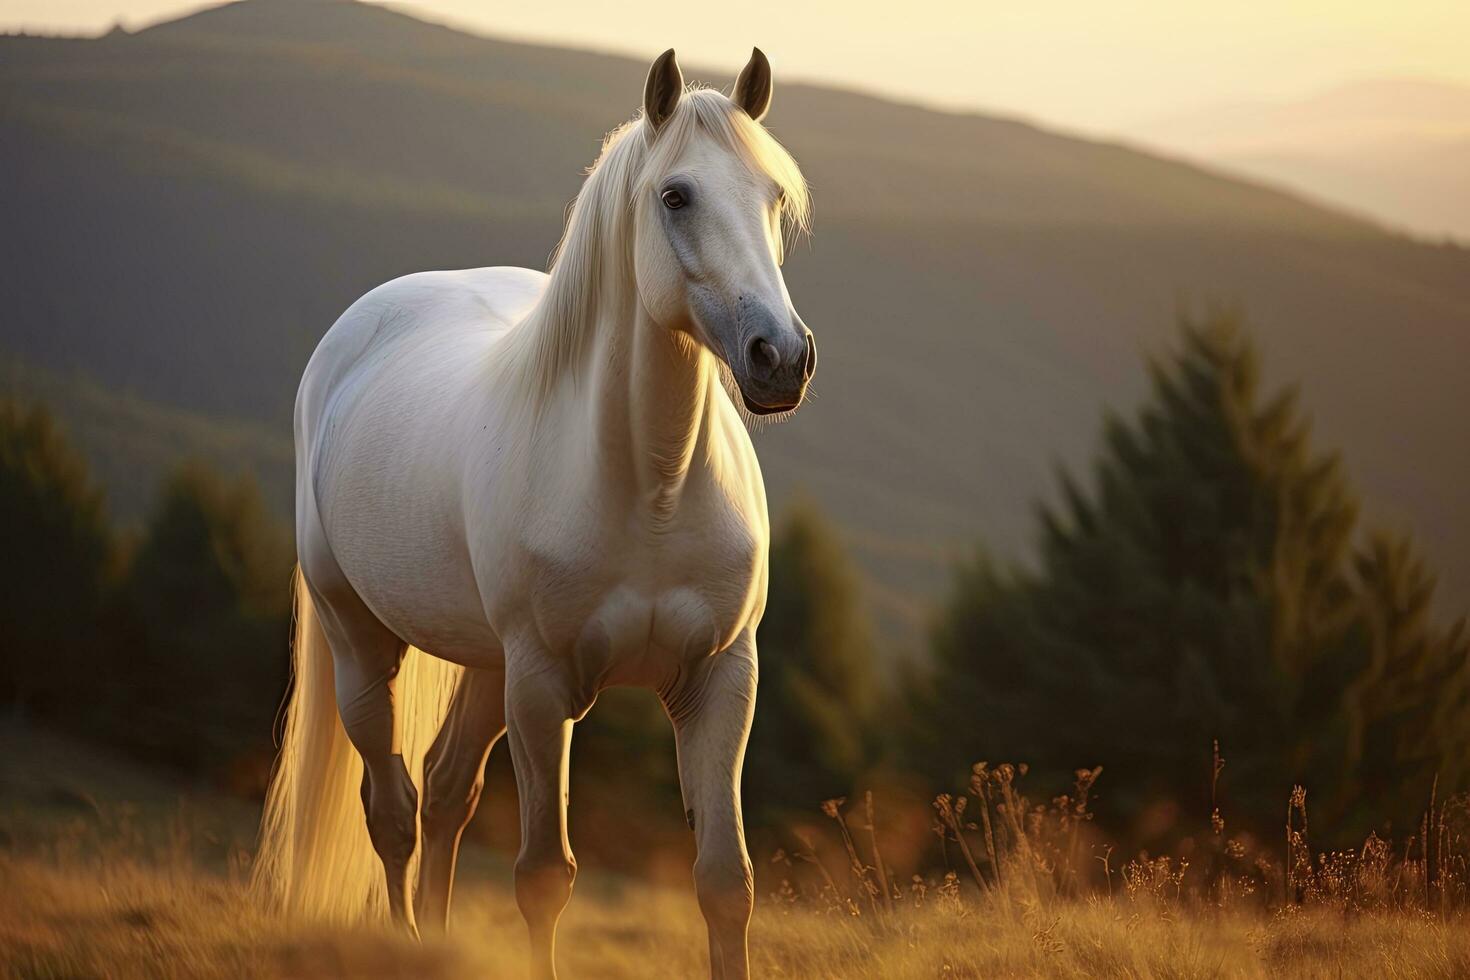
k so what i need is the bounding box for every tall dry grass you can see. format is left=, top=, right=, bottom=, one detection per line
left=779, top=755, right=1470, bottom=923
left=7, top=838, right=1470, bottom=979
left=4, top=728, right=1470, bottom=978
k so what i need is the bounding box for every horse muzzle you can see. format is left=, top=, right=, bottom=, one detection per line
left=738, top=321, right=815, bottom=416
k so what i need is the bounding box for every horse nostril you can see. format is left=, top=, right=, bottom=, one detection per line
left=802, top=333, right=817, bottom=380
left=749, top=337, right=781, bottom=377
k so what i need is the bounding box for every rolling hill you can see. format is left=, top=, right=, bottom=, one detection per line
left=1128, top=78, right=1470, bottom=242
left=3, top=0, right=1468, bottom=644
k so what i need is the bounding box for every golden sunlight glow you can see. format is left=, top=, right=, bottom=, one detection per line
left=3, top=0, right=1467, bottom=134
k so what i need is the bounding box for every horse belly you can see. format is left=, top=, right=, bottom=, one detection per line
left=311, top=376, right=505, bottom=667
left=317, top=485, right=501, bottom=664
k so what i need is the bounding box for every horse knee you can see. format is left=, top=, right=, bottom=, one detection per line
left=515, top=850, right=577, bottom=921
left=694, top=852, right=753, bottom=929
left=367, top=809, right=417, bottom=866
left=422, top=771, right=483, bottom=839
left=363, top=766, right=419, bottom=865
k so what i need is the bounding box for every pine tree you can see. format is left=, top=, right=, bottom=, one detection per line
left=0, top=401, right=112, bottom=717
left=744, top=502, right=879, bottom=822
left=116, top=462, right=293, bottom=773
left=910, top=316, right=1464, bottom=842
left=1338, top=532, right=1470, bottom=832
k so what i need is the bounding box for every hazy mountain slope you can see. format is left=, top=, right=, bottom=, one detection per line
left=1129, top=79, right=1470, bottom=241
left=0, top=358, right=292, bottom=526
left=1223, top=139, right=1470, bottom=245
left=3, top=1, right=1467, bottom=640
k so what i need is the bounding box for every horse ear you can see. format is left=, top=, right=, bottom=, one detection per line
left=644, top=49, right=683, bottom=132
left=732, top=47, right=772, bottom=122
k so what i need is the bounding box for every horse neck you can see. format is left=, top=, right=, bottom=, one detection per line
left=509, top=147, right=726, bottom=522
left=583, top=297, right=722, bottom=526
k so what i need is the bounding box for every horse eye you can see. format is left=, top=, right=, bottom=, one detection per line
left=661, top=188, right=687, bottom=209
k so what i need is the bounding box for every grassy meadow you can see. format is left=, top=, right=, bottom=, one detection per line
left=5, top=725, right=1469, bottom=980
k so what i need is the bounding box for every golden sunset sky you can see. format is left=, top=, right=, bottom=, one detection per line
left=4, top=0, right=1468, bottom=135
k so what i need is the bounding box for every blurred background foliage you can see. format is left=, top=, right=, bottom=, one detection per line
left=0, top=412, right=295, bottom=783
left=907, top=316, right=1470, bottom=845
left=0, top=401, right=114, bottom=720
left=2, top=313, right=1467, bottom=860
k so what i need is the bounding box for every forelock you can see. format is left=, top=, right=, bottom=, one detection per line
left=634, top=88, right=811, bottom=239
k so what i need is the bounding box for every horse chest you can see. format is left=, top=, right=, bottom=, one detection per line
left=516, top=500, right=763, bottom=675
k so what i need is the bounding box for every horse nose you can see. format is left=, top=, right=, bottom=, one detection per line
left=747, top=332, right=812, bottom=384
left=748, top=336, right=782, bottom=380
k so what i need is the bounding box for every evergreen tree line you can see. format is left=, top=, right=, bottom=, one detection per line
left=0, top=401, right=294, bottom=781
left=906, top=316, right=1470, bottom=845
left=3, top=311, right=1466, bottom=848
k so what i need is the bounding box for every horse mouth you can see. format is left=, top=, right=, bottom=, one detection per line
left=740, top=390, right=803, bottom=416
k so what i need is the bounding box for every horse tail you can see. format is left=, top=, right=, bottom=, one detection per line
left=252, top=567, right=375, bottom=919
left=253, top=567, right=462, bottom=921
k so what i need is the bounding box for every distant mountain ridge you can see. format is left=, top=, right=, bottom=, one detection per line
left=1129, top=78, right=1470, bottom=241
left=3, top=0, right=1467, bottom=641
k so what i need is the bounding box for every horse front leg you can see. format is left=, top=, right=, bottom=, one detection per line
left=505, top=655, right=579, bottom=980
left=664, top=632, right=759, bottom=980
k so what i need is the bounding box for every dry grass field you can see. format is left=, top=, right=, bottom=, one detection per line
left=8, top=843, right=1470, bottom=979
left=4, top=727, right=1468, bottom=979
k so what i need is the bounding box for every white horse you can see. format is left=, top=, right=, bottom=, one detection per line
left=253, top=48, right=815, bottom=980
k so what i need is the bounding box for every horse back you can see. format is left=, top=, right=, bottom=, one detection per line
left=292, top=267, right=546, bottom=662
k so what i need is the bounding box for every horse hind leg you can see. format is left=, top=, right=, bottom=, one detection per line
left=416, top=664, right=507, bottom=933
left=310, top=585, right=421, bottom=934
